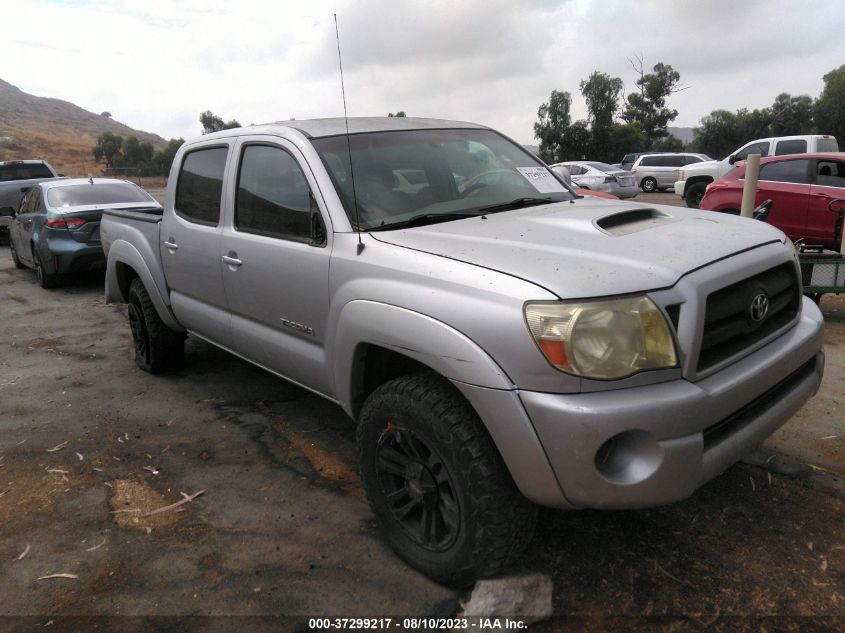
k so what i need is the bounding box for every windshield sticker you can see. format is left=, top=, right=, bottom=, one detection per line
left=516, top=167, right=567, bottom=193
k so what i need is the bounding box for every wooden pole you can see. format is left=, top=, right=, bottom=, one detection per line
left=740, top=153, right=761, bottom=218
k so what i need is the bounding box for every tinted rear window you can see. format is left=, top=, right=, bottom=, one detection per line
left=0, top=163, right=54, bottom=181
left=759, top=159, right=811, bottom=184
left=640, top=155, right=683, bottom=167
left=175, top=147, right=228, bottom=225
left=817, top=138, right=839, bottom=152
left=774, top=139, right=807, bottom=155
left=47, top=182, right=153, bottom=208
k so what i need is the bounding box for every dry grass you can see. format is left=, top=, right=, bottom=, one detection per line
left=0, top=78, right=166, bottom=177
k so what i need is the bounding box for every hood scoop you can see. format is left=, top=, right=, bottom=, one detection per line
left=595, top=208, right=679, bottom=236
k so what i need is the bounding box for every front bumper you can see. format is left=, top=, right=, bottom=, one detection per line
left=512, top=298, right=824, bottom=509
left=674, top=180, right=686, bottom=196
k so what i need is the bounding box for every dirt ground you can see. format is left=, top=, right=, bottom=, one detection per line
left=1, top=193, right=844, bottom=629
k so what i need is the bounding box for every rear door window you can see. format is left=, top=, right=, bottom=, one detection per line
left=774, top=139, right=808, bottom=155
left=817, top=138, right=839, bottom=152
left=759, top=159, right=811, bottom=184
left=815, top=160, right=845, bottom=188
left=175, top=147, right=228, bottom=225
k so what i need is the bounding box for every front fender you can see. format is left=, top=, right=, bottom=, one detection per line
left=105, top=240, right=183, bottom=332
left=332, top=301, right=513, bottom=411
left=331, top=300, right=568, bottom=508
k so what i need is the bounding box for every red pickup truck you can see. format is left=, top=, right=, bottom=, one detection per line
left=700, top=153, right=845, bottom=249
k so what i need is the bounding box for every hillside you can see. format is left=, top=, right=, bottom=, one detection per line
left=0, top=78, right=166, bottom=176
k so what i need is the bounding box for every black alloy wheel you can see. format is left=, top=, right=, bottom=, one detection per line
left=128, top=296, right=151, bottom=367
left=685, top=181, right=707, bottom=208
left=375, top=425, right=460, bottom=552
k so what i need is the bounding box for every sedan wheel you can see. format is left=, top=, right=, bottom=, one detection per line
left=9, top=240, right=25, bottom=269
left=33, top=249, right=59, bottom=289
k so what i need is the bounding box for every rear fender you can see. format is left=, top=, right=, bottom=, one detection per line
left=105, top=240, right=183, bottom=332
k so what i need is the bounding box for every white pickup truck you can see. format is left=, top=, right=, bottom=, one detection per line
left=100, top=117, right=825, bottom=585
left=675, top=135, right=839, bottom=208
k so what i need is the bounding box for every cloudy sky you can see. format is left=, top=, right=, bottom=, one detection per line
left=6, top=0, right=845, bottom=144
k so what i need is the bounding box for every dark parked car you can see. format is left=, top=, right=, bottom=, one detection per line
left=4, top=178, right=161, bottom=288
left=699, top=152, right=845, bottom=249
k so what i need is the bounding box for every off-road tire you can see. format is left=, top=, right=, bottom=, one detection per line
left=33, top=247, right=59, bottom=289
left=127, top=277, right=185, bottom=373
left=9, top=240, right=25, bottom=269
left=357, top=371, right=538, bottom=587
left=640, top=177, right=658, bottom=193
left=684, top=181, right=708, bottom=208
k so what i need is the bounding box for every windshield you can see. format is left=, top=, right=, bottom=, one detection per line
left=311, top=128, right=573, bottom=230
left=47, top=182, right=155, bottom=208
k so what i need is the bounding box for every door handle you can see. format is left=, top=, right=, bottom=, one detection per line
left=221, top=254, right=242, bottom=267
left=163, top=240, right=178, bottom=250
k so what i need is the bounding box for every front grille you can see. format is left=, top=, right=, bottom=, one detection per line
left=697, top=262, right=799, bottom=372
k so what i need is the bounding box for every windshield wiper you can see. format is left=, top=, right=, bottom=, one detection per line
left=367, top=212, right=480, bottom=232
left=476, top=197, right=553, bottom=214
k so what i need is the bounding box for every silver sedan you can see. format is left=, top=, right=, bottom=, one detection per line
left=551, top=161, right=639, bottom=199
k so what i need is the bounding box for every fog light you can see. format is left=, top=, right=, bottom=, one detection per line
left=594, top=430, right=664, bottom=485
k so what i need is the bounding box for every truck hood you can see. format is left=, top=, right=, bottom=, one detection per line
left=370, top=199, right=785, bottom=298
left=683, top=158, right=724, bottom=174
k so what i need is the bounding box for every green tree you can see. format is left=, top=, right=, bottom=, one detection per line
left=121, top=136, right=154, bottom=167
left=200, top=110, right=241, bottom=134
left=651, top=134, right=685, bottom=152
left=736, top=107, right=773, bottom=142
left=580, top=71, right=625, bottom=162
left=608, top=122, right=646, bottom=162
left=815, top=65, right=845, bottom=142
left=388, top=111, right=407, bottom=117
left=770, top=93, right=814, bottom=135
left=622, top=58, right=685, bottom=147
left=151, top=138, right=185, bottom=176
left=92, top=132, right=123, bottom=168
left=560, top=120, right=592, bottom=161
left=691, top=107, right=772, bottom=158
left=534, top=90, right=573, bottom=163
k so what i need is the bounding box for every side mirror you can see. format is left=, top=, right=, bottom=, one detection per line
left=310, top=211, right=326, bottom=246
left=728, top=155, right=738, bottom=165
left=20, top=186, right=31, bottom=193
left=57, top=173, right=65, bottom=177
left=752, top=199, right=773, bottom=222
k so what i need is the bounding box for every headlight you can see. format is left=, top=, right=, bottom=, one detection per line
left=525, top=296, right=678, bottom=380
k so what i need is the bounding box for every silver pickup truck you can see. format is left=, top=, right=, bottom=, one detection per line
left=101, top=117, right=825, bottom=586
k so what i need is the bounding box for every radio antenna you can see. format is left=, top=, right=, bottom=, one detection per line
left=334, top=13, right=364, bottom=255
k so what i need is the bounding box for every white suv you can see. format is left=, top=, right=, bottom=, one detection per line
left=675, top=134, right=839, bottom=208
left=630, top=153, right=711, bottom=193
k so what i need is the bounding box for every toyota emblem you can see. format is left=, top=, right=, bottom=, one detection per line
left=749, top=292, right=769, bottom=323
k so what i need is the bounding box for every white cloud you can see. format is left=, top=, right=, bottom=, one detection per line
left=6, top=0, right=845, bottom=143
